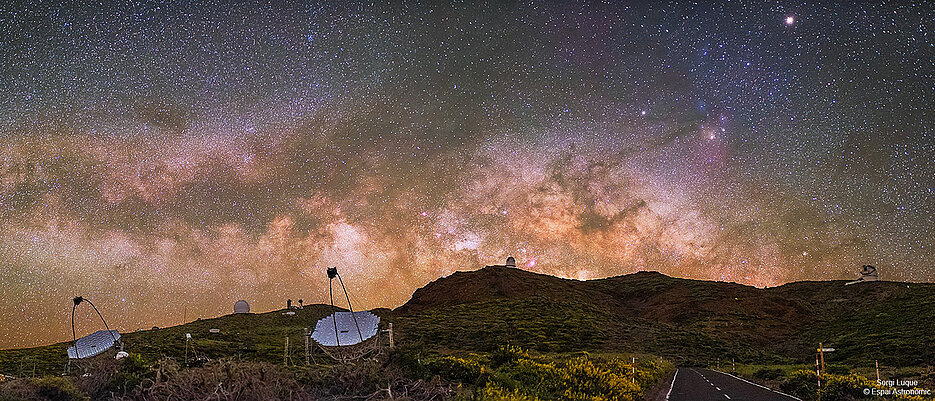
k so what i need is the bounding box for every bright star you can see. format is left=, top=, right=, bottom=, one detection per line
left=785, top=15, right=795, bottom=25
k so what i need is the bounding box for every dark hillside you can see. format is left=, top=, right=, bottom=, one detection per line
left=2, top=266, right=933, bottom=377
left=394, top=266, right=935, bottom=367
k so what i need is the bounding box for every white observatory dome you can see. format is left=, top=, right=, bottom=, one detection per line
left=233, top=300, right=250, bottom=314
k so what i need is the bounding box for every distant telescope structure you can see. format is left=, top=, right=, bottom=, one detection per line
left=860, top=265, right=879, bottom=280
left=487, top=257, right=517, bottom=268
left=68, top=330, right=121, bottom=359
left=311, top=266, right=383, bottom=362
left=312, top=311, right=380, bottom=347
left=233, top=300, right=250, bottom=314
left=67, top=295, right=124, bottom=375
left=845, top=265, right=879, bottom=285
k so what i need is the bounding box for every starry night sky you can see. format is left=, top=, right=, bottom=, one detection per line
left=1, top=1, right=933, bottom=348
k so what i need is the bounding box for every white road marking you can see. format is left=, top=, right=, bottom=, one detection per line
left=665, top=369, right=679, bottom=401
left=715, top=387, right=721, bottom=391
left=708, top=369, right=802, bottom=401
left=724, top=395, right=731, bottom=399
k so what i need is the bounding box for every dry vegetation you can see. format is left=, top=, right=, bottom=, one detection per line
left=0, top=346, right=670, bottom=401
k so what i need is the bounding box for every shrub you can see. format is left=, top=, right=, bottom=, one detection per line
left=389, top=348, right=430, bottom=378
left=118, top=359, right=311, bottom=401
left=476, top=383, right=540, bottom=400
left=33, top=376, right=89, bottom=401
left=753, top=367, right=785, bottom=381
left=633, top=358, right=671, bottom=388
left=557, top=357, right=640, bottom=401
left=421, top=347, right=668, bottom=401
left=499, top=358, right=557, bottom=389
left=491, top=345, right=531, bottom=367
left=820, top=373, right=876, bottom=400
left=780, top=370, right=927, bottom=401
left=80, top=353, right=153, bottom=399
left=825, top=364, right=850, bottom=375
left=427, top=355, right=488, bottom=384
left=780, top=370, right=820, bottom=400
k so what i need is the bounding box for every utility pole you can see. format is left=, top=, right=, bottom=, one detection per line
left=875, top=360, right=880, bottom=381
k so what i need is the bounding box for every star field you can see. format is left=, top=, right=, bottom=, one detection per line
left=0, top=1, right=933, bottom=348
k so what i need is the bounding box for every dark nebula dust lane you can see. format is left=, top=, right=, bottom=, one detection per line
left=0, top=1, right=933, bottom=348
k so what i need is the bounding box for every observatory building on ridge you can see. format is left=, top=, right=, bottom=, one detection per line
left=233, top=300, right=250, bottom=314
left=486, top=256, right=517, bottom=268
left=845, top=265, right=879, bottom=285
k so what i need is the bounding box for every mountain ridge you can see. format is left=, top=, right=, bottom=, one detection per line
left=393, top=265, right=935, bottom=366
left=3, top=265, right=933, bottom=376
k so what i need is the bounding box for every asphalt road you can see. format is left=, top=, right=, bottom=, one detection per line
left=664, top=368, right=801, bottom=401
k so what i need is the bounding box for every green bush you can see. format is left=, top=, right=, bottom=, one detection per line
left=780, top=369, right=820, bottom=399
left=476, top=383, right=540, bottom=400
left=556, top=357, right=640, bottom=400
left=101, top=353, right=154, bottom=397
left=753, top=367, right=785, bottom=381
left=825, top=364, right=850, bottom=375
left=491, top=345, right=531, bottom=367
left=779, top=370, right=929, bottom=401
left=427, top=354, right=488, bottom=384
left=499, top=358, right=557, bottom=389
left=820, top=373, right=876, bottom=400
left=389, top=348, right=431, bottom=378
left=33, top=376, right=89, bottom=401
left=419, top=347, right=670, bottom=401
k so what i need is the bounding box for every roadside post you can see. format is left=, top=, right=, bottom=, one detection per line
left=631, top=356, right=636, bottom=383
left=816, top=343, right=836, bottom=401
left=816, top=352, right=821, bottom=401
left=818, top=344, right=835, bottom=375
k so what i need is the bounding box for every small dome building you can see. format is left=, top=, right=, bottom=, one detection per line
left=233, top=300, right=250, bottom=314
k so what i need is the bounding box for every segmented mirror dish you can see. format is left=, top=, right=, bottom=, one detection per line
left=67, top=330, right=121, bottom=359
left=311, top=311, right=380, bottom=346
